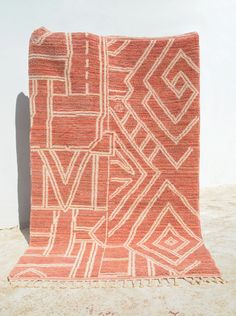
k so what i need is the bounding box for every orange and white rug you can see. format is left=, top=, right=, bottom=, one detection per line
left=9, top=27, right=222, bottom=286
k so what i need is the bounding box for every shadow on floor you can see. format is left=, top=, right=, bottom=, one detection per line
left=15, top=92, right=31, bottom=243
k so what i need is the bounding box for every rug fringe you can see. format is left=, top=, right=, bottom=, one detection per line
left=6, top=276, right=226, bottom=289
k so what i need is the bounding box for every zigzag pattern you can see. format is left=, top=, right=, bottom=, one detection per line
left=9, top=28, right=220, bottom=281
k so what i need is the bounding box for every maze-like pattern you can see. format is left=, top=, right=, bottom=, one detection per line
left=9, top=28, right=220, bottom=281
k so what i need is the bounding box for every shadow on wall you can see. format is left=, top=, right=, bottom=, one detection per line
left=15, top=92, right=31, bottom=243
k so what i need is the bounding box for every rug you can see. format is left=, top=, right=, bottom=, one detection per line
left=9, top=27, right=222, bottom=287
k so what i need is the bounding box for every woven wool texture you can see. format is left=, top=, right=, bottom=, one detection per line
left=9, top=27, right=221, bottom=282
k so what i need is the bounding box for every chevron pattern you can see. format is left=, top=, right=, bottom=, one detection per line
left=9, top=28, right=220, bottom=282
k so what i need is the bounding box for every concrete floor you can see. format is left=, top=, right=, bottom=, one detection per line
left=0, top=185, right=236, bottom=316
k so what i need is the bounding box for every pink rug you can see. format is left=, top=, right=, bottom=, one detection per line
left=9, top=27, right=222, bottom=287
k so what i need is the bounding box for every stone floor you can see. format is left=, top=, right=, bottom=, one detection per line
left=0, top=185, right=236, bottom=315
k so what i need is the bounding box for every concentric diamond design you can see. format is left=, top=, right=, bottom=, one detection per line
left=152, top=223, right=190, bottom=254
left=136, top=203, right=202, bottom=266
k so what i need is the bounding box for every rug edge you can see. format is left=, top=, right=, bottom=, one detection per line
left=6, top=275, right=225, bottom=289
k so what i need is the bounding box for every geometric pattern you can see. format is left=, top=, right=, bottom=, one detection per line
left=9, top=27, right=220, bottom=281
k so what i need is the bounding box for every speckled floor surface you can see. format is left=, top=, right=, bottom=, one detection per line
left=0, top=185, right=236, bottom=316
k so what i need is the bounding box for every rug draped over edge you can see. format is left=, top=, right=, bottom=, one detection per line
left=9, top=27, right=222, bottom=287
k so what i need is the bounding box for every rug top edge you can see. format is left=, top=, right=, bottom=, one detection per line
left=31, top=26, right=199, bottom=41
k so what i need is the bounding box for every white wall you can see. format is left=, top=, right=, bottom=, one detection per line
left=0, top=0, right=236, bottom=228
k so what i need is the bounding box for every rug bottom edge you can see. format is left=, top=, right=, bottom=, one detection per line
left=7, top=275, right=225, bottom=288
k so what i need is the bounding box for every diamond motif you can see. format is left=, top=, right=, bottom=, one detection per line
left=152, top=223, right=190, bottom=254
left=165, top=236, right=177, bottom=246
left=136, top=203, right=202, bottom=266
